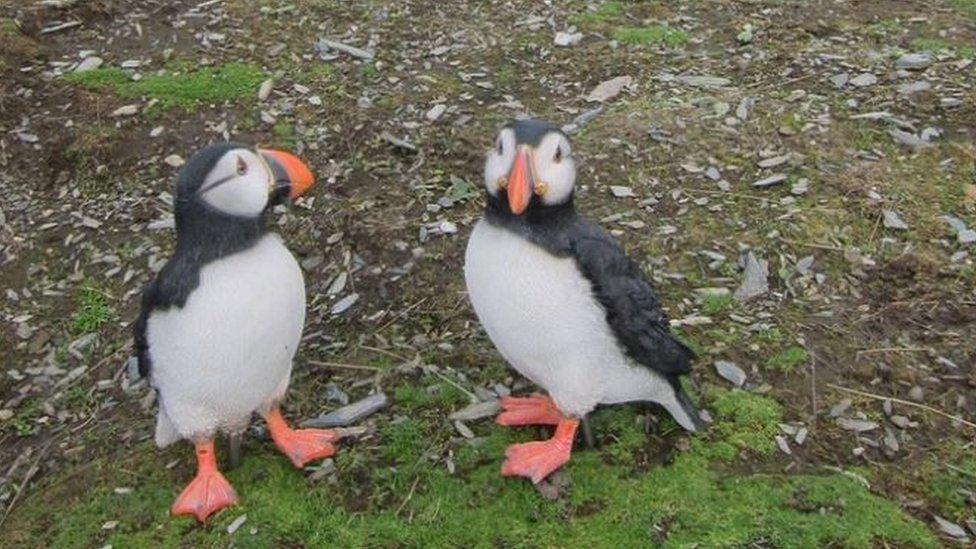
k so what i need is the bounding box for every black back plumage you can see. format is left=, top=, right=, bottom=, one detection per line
left=133, top=143, right=268, bottom=378
left=484, top=195, right=695, bottom=382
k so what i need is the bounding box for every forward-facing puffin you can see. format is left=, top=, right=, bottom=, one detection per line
left=464, top=120, right=702, bottom=484
left=134, top=143, right=338, bottom=521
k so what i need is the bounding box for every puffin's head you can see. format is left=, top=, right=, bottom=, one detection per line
left=484, top=119, right=576, bottom=215
left=176, top=143, right=315, bottom=218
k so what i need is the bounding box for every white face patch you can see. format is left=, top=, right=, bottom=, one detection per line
left=532, top=132, right=575, bottom=206
left=483, top=128, right=516, bottom=196
left=199, top=149, right=272, bottom=217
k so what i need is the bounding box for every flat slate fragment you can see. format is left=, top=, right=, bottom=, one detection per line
left=449, top=400, right=500, bottom=421
left=302, top=393, right=388, bottom=428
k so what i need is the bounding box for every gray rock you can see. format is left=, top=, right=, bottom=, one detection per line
left=850, top=73, right=877, bottom=87
left=301, top=393, right=388, bottom=428
left=315, top=38, right=374, bottom=60
left=610, top=185, right=635, bottom=198
left=714, top=361, right=746, bottom=387
left=934, top=516, right=969, bottom=541
left=796, top=255, right=815, bottom=275
left=895, top=53, right=934, bottom=70
left=758, top=155, right=790, bottom=169
left=554, top=31, right=583, bottom=47
left=323, top=382, right=349, bottom=405
left=676, top=75, right=731, bottom=88
left=829, top=73, right=849, bottom=88
left=836, top=417, right=879, bottom=432
left=586, top=75, right=632, bottom=103
left=330, top=293, right=359, bottom=315
left=882, top=210, right=909, bottom=230
left=735, top=97, right=754, bottom=120
left=227, top=514, right=247, bottom=534
left=734, top=252, right=769, bottom=301
left=890, top=129, right=933, bottom=149
left=75, top=56, right=103, bottom=72
left=897, top=80, right=931, bottom=95
left=705, top=166, right=721, bottom=181
left=753, top=174, right=788, bottom=188
left=453, top=420, right=475, bottom=438
left=449, top=400, right=500, bottom=421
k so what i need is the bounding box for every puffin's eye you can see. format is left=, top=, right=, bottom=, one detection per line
left=496, top=139, right=503, bottom=155
left=236, top=156, right=248, bottom=176
left=553, top=146, right=563, bottom=163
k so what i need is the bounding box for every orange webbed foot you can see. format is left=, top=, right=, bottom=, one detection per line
left=496, top=394, right=562, bottom=426
left=171, top=441, right=238, bottom=522
left=264, top=408, right=341, bottom=468
left=501, top=419, right=578, bottom=484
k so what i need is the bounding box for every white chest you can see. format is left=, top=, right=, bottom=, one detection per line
left=146, top=234, right=305, bottom=419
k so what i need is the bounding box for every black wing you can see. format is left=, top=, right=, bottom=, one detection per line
left=568, top=218, right=694, bottom=377
left=132, top=254, right=202, bottom=379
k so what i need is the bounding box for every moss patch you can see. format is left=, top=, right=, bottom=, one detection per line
left=768, top=345, right=810, bottom=373
left=65, top=62, right=265, bottom=111
left=613, top=25, right=689, bottom=48
left=4, top=388, right=935, bottom=547
left=70, top=285, right=113, bottom=335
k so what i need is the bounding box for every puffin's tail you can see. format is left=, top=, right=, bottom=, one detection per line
left=665, top=379, right=704, bottom=433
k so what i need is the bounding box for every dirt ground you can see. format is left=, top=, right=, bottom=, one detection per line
left=1, top=0, right=975, bottom=547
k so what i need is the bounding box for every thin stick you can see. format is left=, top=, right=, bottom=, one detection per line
left=945, top=463, right=976, bottom=479
left=825, top=383, right=976, bottom=430
left=781, top=238, right=844, bottom=251
left=395, top=476, right=421, bottom=517
left=359, top=345, right=410, bottom=363
left=855, top=346, right=934, bottom=357
left=306, top=360, right=380, bottom=372
left=432, top=371, right=477, bottom=403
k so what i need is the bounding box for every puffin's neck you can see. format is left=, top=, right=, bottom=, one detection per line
left=174, top=199, right=268, bottom=262
left=484, top=193, right=577, bottom=256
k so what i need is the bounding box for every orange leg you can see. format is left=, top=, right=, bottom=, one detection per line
left=501, top=419, right=579, bottom=484
left=263, top=407, right=340, bottom=468
left=495, top=394, right=562, bottom=426
left=171, top=440, right=238, bottom=522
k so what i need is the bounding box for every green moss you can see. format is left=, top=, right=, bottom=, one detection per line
left=393, top=381, right=468, bottom=413
left=613, top=25, right=689, bottom=48
left=701, top=292, right=734, bottom=315
left=65, top=62, right=265, bottom=111
left=867, top=18, right=902, bottom=38
left=952, top=0, right=976, bottom=17
left=70, top=285, right=113, bottom=335
left=768, top=345, right=810, bottom=373
left=926, top=458, right=976, bottom=521
left=910, top=37, right=954, bottom=52
left=571, top=1, right=624, bottom=27
left=696, top=388, right=782, bottom=461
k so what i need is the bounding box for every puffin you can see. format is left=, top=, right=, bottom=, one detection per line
left=133, top=143, right=338, bottom=521
left=464, top=120, right=702, bottom=484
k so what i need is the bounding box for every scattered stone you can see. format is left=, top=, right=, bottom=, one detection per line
left=775, top=435, right=792, bottom=455
left=714, top=361, right=746, bottom=387
left=829, top=73, right=849, bottom=88
left=934, top=516, right=969, bottom=541
left=586, top=75, right=632, bottom=103
left=790, top=178, right=809, bottom=195
left=908, top=385, right=924, bottom=401
left=425, top=104, right=447, bottom=122
left=889, top=129, right=932, bottom=149
left=75, top=56, right=103, bottom=72
left=836, top=417, right=879, bottom=432
left=102, top=521, right=119, bottom=530
left=315, top=38, right=374, bottom=60
left=610, top=185, right=635, bottom=198
left=897, top=80, right=931, bottom=95
left=895, top=53, right=934, bottom=70
left=453, top=420, right=475, bottom=438
left=753, top=174, right=788, bottom=188
left=882, top=210, right=908, bottom=231
left=554, top=31, right=583, bottom=47
left=164, top=154, right=185, bottom=168
left=330, top=293, right=359, bottom=315
left=257, top=79, right=274, bottom=101
left=736, top=97, right=754, bottom=120
left=849, top=73, right=877, bottom=87
left=734, top=252, right=769, bottom=301
left=323, top=382, right=349, bottom=405
left=675, top=75, right=731, bottom=88
left=449, top=400, right=500, bottom=421
left=227, top=514, right=247, bottom=534
left=758, top=155, right=790, bottom=169
left=302, top=393, right=388, bottom=428
left=562, top=106, right=603, bottom=133
left=111, top=105, right=139, bottom=117
left=796, top=255, right=815, bottom=275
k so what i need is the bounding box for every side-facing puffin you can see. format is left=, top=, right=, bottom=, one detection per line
left=134, top=143, right=338, bottom=521
left=464, top=120, right=702, bottom=484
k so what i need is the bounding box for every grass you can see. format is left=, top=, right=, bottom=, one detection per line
left=65, top=62, right=266, bottom=111
left=701, top=292, right=734, bottom=315
left=925, top=457, right=976, bottom=522
left=70, top=285, right=113, bottom=335
left=952, top=0, right=976, bottom=17
left=767, top=346, right=810, bottom=373
left=570, top=1, right=625, bottom=27
left=613, top=26, right=689, bottom=48
left=4, top=387, right=937, bottom=547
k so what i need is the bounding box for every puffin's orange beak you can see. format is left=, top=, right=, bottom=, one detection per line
left=259, top=149, right=315, bottom=200
left=507, top=147, right=533, bottom=215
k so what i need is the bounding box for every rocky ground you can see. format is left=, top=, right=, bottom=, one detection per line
left=1, top=0, right=975, bottom=546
